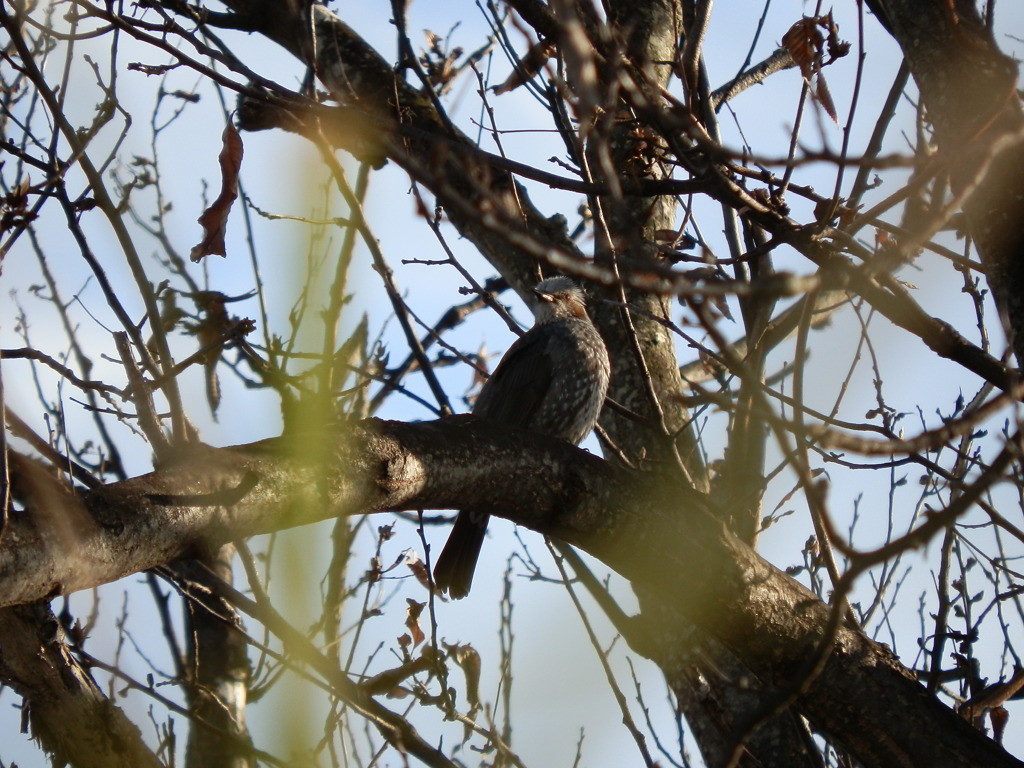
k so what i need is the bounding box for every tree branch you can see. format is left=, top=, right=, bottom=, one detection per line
left=1, top=417, right=1020, bottom=768
left=0, top=603, right=163, bottom=768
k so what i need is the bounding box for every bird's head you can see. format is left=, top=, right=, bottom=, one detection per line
left=531, top=276, right=589, bottom=323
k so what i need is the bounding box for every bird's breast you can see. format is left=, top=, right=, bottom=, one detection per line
left=529, top=319, right=610, bottom=445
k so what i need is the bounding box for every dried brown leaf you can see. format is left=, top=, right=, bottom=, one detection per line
left=444, top=642, right=482, bottom=708
left=190, top=121, right=243, bottom=262
left=405, top=551, right=432, bottom=590
left=815, top=73, right=839, bottom=123
left=781, top=17, right=823, bottom=79
left=405, top=598, right=425, bottom=648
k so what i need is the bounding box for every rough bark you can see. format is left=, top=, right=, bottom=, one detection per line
left=872, top=0, right=1024, bottom=363
left=180, top=549, right=255, bottom=768
left=588, top=0, right=708, bottom=474
left=0, top=417, right=1020, bottom=768
left=0, top=603, right=163, bottom=768
left=578, top=2, right=806, bottom=764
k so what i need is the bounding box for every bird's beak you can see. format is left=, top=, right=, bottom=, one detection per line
left=533, top=288, right=553, bottom=302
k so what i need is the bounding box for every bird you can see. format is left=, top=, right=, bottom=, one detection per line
left=432, top=276, right=610, bottom=598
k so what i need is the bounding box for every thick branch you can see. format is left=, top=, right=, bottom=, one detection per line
left=226, top=0, right=579, bottom=294
left=0, top=603, right=163, bottom=768
left=874, top=0, right=1024, bottom=362
left=0, top=418, right=1019, bottom=768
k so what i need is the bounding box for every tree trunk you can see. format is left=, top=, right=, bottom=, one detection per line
left=872, top=0, right=1024, bottom=362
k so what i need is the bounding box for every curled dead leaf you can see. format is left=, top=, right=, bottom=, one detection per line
left=405, top=598, right=425, bottom=648
left=190, top=121, right=243, bottom=262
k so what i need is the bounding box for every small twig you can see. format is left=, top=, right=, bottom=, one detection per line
left=114, top=332, right=171, bottom=455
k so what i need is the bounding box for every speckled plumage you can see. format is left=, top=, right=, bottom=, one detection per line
left=433, top=277, right=610, bottom=598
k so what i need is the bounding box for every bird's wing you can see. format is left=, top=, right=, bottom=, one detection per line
left=471, top=329, right=552, bottom=427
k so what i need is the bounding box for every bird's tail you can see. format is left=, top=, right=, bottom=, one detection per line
left=432, top=510, right=489, bottom=599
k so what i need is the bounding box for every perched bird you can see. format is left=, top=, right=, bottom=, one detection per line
left=433, top=276, right=610, bottom=598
